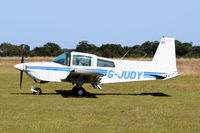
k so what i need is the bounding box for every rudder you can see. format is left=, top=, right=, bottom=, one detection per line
left=152, top=37, right=177, bottom=73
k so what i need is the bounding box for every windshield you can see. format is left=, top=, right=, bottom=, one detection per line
left=52, top=52, right=68, bottom=65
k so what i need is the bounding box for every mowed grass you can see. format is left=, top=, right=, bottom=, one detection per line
left=0, top=66, right=200, bottom=133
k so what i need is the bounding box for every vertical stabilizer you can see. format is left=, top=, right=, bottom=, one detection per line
left=152, top=37, right=177, bottom=73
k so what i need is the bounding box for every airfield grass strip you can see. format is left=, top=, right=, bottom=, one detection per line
left=0, top=66, right=200, bottom=133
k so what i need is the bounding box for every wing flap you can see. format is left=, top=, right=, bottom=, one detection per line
left=64, top=69, right=106, bottom=83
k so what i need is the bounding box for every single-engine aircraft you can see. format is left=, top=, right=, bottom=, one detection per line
left=14, top=37, right=180, bottom=96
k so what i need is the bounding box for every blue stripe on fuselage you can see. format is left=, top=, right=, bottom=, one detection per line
left=26, top=66, right=108, bottom=75
left=143, top=72, right=167, bottom=78
left=26, top=66, right=166, bottom=79
left=27, top=66, right=73, bottom=72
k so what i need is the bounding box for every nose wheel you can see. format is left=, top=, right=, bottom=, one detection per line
left=33, top=88, right=42, bottom=95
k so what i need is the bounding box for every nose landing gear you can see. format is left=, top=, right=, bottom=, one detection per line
left=30, top=82, right=42, bottom=95
left=32, top=88, right=42, bottom=95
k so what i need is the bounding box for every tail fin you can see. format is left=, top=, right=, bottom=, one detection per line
left=152, top=37, right=177, bottom=73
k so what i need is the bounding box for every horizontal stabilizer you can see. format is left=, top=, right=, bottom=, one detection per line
left=149, top=72, right=180, bottom=80
left=163, top=73, right=181, bottom=80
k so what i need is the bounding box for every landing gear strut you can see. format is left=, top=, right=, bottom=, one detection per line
left=30, top=82, right=42, bottom=95
left=72, top=86, right=86, bottom=96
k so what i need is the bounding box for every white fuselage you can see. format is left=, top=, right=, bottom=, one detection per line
left=14, top=37, right=179, bottom=86
left=15, top=59, right=167, bottom=84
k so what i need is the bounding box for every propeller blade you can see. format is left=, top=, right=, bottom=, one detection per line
left=21, top=45, right=25, bottom=63
left=20, top=45, right=25, bottom=89
left=20, top=71, right=23, bottom=89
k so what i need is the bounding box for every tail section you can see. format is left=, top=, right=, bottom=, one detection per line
left=152, top=37, right=177, bottom=74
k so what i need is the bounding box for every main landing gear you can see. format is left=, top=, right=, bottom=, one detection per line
left=72, top=86, right=86, bottom=96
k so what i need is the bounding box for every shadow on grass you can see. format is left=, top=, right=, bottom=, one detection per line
left=11, top=90, right=171, bottom=98
left=94, top=92, right=171, bottom=97
left=56, top=90, right=97, bottom=98
left=11, top=90, right=97, bottom=98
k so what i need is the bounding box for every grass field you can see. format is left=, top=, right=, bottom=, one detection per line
left=0, top=58, right=200, bottom=133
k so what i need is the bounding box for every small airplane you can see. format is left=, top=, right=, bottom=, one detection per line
left=14, top=37, right=180, bottom=96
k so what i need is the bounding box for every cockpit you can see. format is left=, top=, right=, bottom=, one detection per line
left=52, top=52, right=115, bottom=68
left=72, top=55, right=92, bottom=66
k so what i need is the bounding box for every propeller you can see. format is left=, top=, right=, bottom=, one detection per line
left=20, top=45, right=25, bottom=89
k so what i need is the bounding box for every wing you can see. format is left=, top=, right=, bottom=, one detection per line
left=63, top=69, right=106, bottom=83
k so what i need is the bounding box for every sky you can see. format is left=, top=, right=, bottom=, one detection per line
left=0, top=0, right=200, bottom=49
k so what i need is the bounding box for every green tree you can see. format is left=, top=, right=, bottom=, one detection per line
left=32, top=46, right=49, bottom=56
left=76, top=41, right=100, bottom=55
left=99, top=44, right=124, bottom=58
left=191, top=46, right=200, bottom=57
left=129, top=45, right=146, bottom=57
left=76, top=40, right=98, bottom=53
left=175, top=40, right=192, bottom=57
left=141, top=41, right=159, bottom=57
left=32, top=42, right=62, bottom=56
left=0, top=43, right=20, bottom=56
left=44, top=42, right=61, bottom=56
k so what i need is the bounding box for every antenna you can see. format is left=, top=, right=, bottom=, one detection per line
left=139, top=53, right=147, bottom=61
left=121, top=50, right=130, bottom=60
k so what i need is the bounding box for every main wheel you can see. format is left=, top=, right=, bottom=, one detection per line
left=33, top=88, right=42, bottom=95
left=72, top=86, right=86, bottom=96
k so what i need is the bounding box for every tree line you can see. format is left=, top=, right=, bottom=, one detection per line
left=0, top=40, right=200, bottom=58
